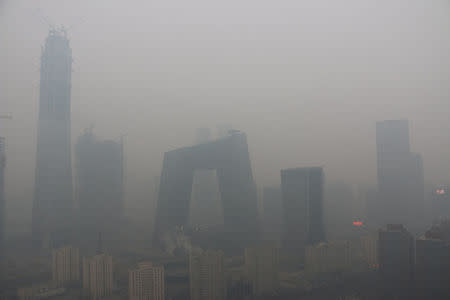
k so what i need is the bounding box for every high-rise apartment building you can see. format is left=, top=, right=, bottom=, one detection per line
left=52, top=246, right=80, bottom=287
left=281, top=167, right=325, bottom=251
left=32, top=29, right=73, bottom=248
left=75, top=129, right=124, bottom=241
left=244, top=244, right=279, bottom=295
left=129, top=262, right=165, bottom=300
left=82, top=253, right=113, bottom=300
left=360, top=234, right=378, bottom=269
left=305, top=241, right=356, bottom=274
left=378, top=224, right=415, bottom=287
left=0, top=137, right=5, bottom=260
left=189, top=249, right=226, bottom=300
left=376, top=120, right=424, bottom=231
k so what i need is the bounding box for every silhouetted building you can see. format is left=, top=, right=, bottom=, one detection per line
left=75, top=129, right=124, bottom=243
left=261, top=187, right=283, bottom=242
left=189, top=128, right=223, bottom=227
left=360, top=234, right=378, bottom=269
left=416, top=234, right=450, bottom=292
left=305, top=241, right=356, bottom=274
left=378, top=224, right=414, bottom=288
left=129, top=262, right=165, bottom=300
left=32, top=29, right=73, bottom=248
left=82, top=253, right=113, bottom=300
left=281, top=167, right=325, bottom=251
left=376, top=120, right=424, bottom=231
left=155, top=132, right=258, bottom=250
left=189, top=249, right=225, bottom=300
left=227, top=277, right=253, bottom=300
left=244, top=244, right=279, bottom=296
left=0, top=137, right=5, bottom=260
left=52, top=246, right=80, bottom=287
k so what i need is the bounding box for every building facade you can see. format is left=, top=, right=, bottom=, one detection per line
left=32, top=29, right=73, bottom=248
left=244, top=244, right=279, bottom=296
left=75, top=129, right=124, bottom=243
left=305, top=241, right=356, bottom=274
left=129, top=262, right=165, bottom=300
left=378, top=224, right=415, bottom=288
left=82, top=253, right=113, bottom=300
left=261, top=187, right=283, bottom=242
left=376, top=120, right=424, bottom=231
left=52, top=246, right=80, bottom=287
left=189, top=249, right=226, bottom=300
left=0, top=137, right=5, bottom=260
left=281, top=167, right=325, bottom=251
left=155, top=132, right=258, bottom=249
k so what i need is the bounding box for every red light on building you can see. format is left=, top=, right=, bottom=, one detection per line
left=353, top=221, right=364, bottom=226
left=436, top=189, right=446, bottom=195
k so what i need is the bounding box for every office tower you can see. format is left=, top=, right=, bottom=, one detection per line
left=244, top=244, right=279, bottom=296
left=378, top=224, right=415, bottom=288
left=360, top=234, right=378, bottom=269
left=261, top=187, right=283, bottom=242
left=416, top=228, right=450, bottom=292
left=189, top=249, right=226, bottom=300
left=75, top=129, right=124, bottom=242
left=0, top=137, right=5, bottom=260
left=226, top=278, right=253, bottom=300
left=82, top=253, right=113, bottom=300
left=281, top=167, right=325, bottom=251
left=376, top=120, right=424, bottom=231
left=32, top=29, right=73, bottom=248
left=189, top=128, right=223, bottom=227
left=305, top=241, right=355, bottom=274
left=52, top=246, right=80, bottom=287
left=129, top=262, right=165, bottom=300
left=155, top=131, right=258, bottom=249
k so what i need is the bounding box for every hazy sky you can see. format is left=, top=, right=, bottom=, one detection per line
left=1, top=0, right=450, bottom=229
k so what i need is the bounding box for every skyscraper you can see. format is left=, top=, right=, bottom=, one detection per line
left=129, top=262, right=165, bottom=300
left=189, top=249, right=226, bottom=300
left=75, top=129, right=124, bottom=243
left=32, top=29, right=73, bottom=248
left=281, top=167, right=325, bottom=251
left=378, top=224, right=415, bottom=288
left=189, top=128, right=223, bottom=227
left=52, top=246, right=80, bottom=287
left=244, top=244, right=279, bottom=295
left=0, top=137, right=5, bottom=260
left=82, top=253, right=113, bottom=300
left=376, top=120, right=424, bottom=230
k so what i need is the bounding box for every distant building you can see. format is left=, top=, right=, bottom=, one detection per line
left=155, top=132, right=258, bottom=250
left=189, top=249, right=226, bottom=300
left=52, top=246, right=80, bottom=287
left=227, top=277, right=253, bottom=300
left=376, top=120, right=424, bottom=231
left=416, top=234, right=450, bottom=291
left=32, top=29, right=74, bottom=248
left=75, top=129, right=124, bottom=243
left=0, top=137, right=5, bottom=260
left=17, top=282, right=65, bottom=300
left=261, top=187, right=283, bottom=242
left=360, top=234, right=378, bottom=269
left=305, top=241, right=355, bottom=274
left=129, top=262, right=165, bottom=300
left=281, top=167, right=325, bottom=251
left=244, top=244, right=279, bottom=296
left=82, top=253, right=113, bottom=300
left=378, top=224, right=415, bottom=287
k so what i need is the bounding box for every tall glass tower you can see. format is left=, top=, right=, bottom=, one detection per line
left=32, top=29, right=73, bottom=248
